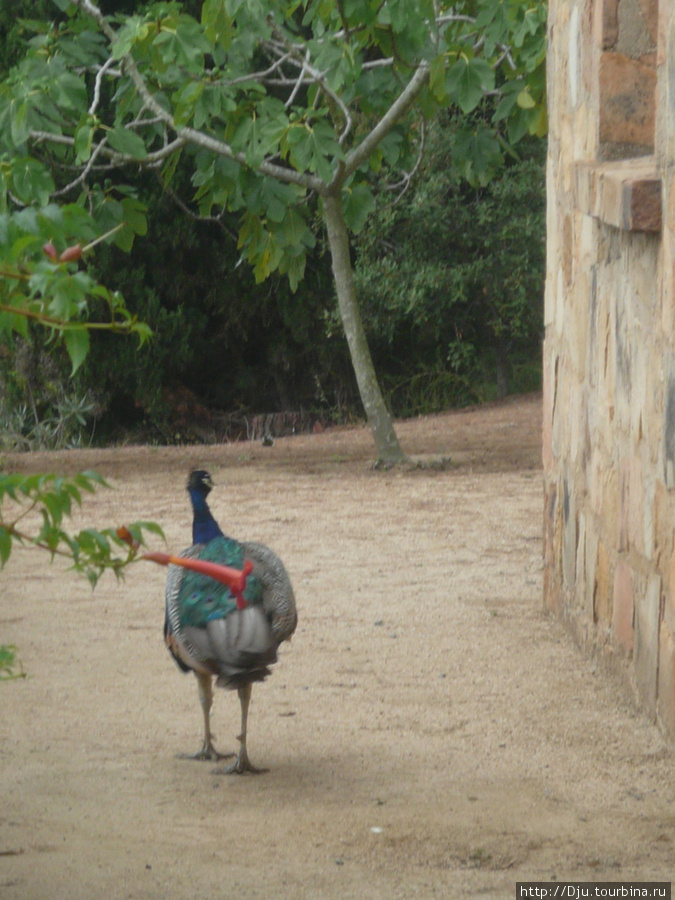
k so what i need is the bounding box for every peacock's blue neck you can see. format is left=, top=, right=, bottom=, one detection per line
left=189, top=489, right=224, bottom=544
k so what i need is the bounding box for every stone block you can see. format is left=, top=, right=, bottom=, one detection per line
left=657, top=618, right=675, bottom=733
left=642, top=472, right=656, bottom=561
left=594, top=0, right=619, bottom=50
left=665, top=540, right=675, bottom=633
left=629, top=454, right=646, bottom=556
left=638, top=0, right=659, bottom=49
left=562, top=478, right=578, bottom=591
left=612, top=559, right=635, bottom=651
left=569, top=382, right=588, bottom=462
left=593, top=538, right=612, bottom=626
left=599, top=52, right=656, bottom=152
left=569, top=277, right=590, bottom=383
left=652, top=480, right=671, bottom=572
left=585, top=522, right=600, bottom=620
left=634, top=572, right=661, bottom=711
left=576, top=511, right=588, bottom=608
left=543, top=480, right=559, bottom=571
left=542, top=354, right=555, bottom=472
left=604, top=466, right=621, bottom=548
left=618, top=456, right=630, bottom=551
left=574, top=159, right=661, bottom=232
left=663, top=370, right=675, bottom=487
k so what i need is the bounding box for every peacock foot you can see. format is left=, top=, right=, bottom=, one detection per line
left=177, top=739, right=234, bottom=762
left=212, top=746, right=267, bottom=775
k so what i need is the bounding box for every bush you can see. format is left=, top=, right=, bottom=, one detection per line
left=354, top=117, right=546, bottom=415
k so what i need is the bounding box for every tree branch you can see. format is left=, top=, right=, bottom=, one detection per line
left=339, top=60, right=430, bottom=186
left=263, top=24, right=353, bottom=143
left=72, top=0, right=324, bottom=192
left=89, top=56, right=119, bottom=115
left=384, top=118, right=426, bottom=205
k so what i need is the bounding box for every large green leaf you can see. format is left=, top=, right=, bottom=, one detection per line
left=107, top=126, right=148, bottom=160
left=342, top=182, right=375, bottom=235
left=63, top=328, right=90, bottom=375
left=9, top=158, right=55, bottom=205
left=0, top=526, right=11, bottom=566
left=445, top=56, right=495, bottom=115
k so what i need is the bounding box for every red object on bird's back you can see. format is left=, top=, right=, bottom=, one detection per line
left=143, top=552, right=253, bottom=610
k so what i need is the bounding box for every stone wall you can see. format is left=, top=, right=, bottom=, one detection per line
left=543, top=0, right=675, bottom=733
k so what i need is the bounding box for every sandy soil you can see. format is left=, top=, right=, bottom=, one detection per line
left=1, top=393, right=673, bottom=900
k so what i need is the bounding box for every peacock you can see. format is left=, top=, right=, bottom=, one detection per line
left=158, top=469, right=297, bottom=774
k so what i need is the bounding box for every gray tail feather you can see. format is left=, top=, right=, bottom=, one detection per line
left=183, top=606, right=278, bottom=687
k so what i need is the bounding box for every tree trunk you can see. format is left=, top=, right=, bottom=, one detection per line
left=321, top=191, right=407, bottom=465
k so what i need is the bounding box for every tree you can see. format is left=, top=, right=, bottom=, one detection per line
left=0, top=0, right=546, bottom=463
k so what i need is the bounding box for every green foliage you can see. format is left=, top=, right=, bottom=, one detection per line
left=0, top=644, right=25, bottom=681
left=0, top=389, right=96, bottom=452
left=0, top=0, right=546, bottom=292
left=0, top=203, right=150, bottom=374
left=354, top=117, right=546, bottom=413
left=70, top=167, right=348, bottom=433
left=0, top=0, right=547, bottom=451
left=0, top=470, right=164, bottom=585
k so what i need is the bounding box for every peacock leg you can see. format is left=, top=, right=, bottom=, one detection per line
left=178, top=672, right=234, bottom=762
left=214, top=682, right=267, bottom=775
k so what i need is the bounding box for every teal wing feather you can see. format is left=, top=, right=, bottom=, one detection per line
left=177, top=535, right=262, bottom=629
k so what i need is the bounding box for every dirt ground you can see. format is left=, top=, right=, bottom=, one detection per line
left=1, top=393, right=673, bottom=900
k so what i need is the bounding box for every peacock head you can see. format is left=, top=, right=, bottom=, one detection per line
left=187, top=469, right=215, bottom=496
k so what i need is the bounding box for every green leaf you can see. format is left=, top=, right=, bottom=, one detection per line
left=9, top=99, right=29, bottom=147
left=202, top=0, right=234, bottom=48
left=9, top=158, right=55, bottom=205
left=0, top=527, right=11, bottom=566
left=112, top=17, right=148, bottom=60
left=493, top=81, right=522, bottom=122
left=429, top=56, right=447, bottom=103
left=52, top=72, right=87, bottom=114
left=452, top=126, right=503, bottom=187
left=445, top=56, right=495, bottom=115
left=0, top=309, right=29, bottom=339
left=517, top=88, right=536, bottom=109
left=154, top=22, right=210, bottom=69
left=107, top=126, right=148, bottom=160
left=342, top=183, right=375, bottom=235
left=173, top=80, right=205, bottom=127
left=63, top=328, right=90, bottom=374
left=120, top=198, right=147, bottom=236
left=74, top=124, right=95, bottom=162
